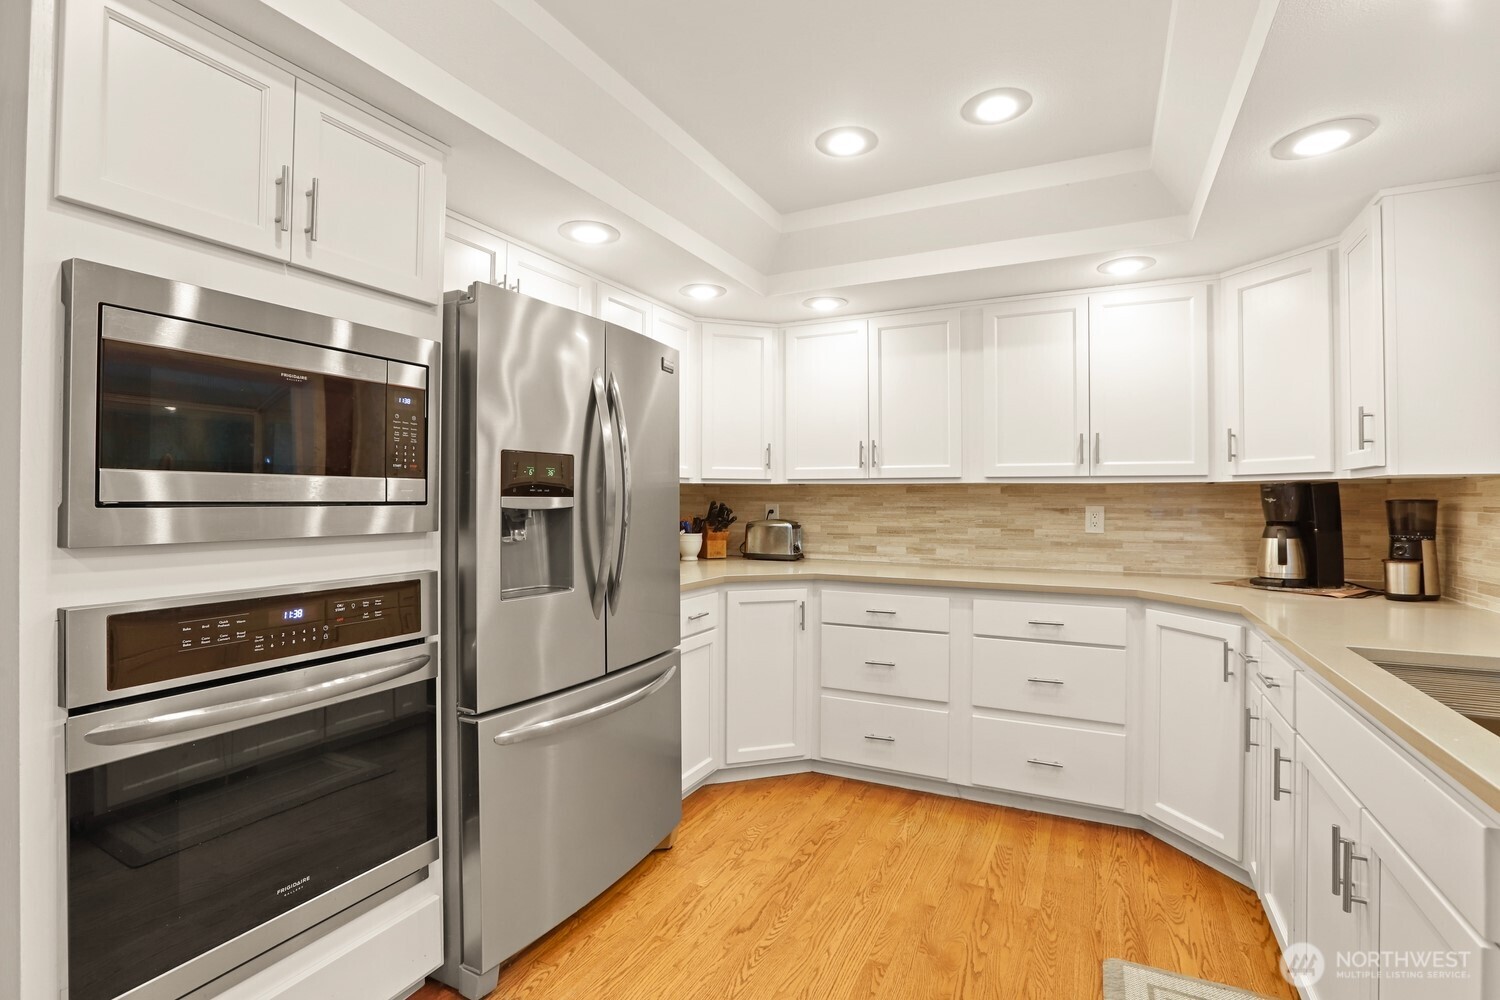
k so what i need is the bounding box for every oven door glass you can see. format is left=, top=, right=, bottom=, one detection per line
left=66, top=679, right=436, bottom=1000
left=96, top=306, right=393, bottom=505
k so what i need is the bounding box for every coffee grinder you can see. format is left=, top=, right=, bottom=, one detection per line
left=1252, top=482, right=1345, bottom=589
left=1384, top=499, right=1441, bottom=601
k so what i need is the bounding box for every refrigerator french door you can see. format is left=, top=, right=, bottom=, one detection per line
left=439, top=283, right=681, bottom=999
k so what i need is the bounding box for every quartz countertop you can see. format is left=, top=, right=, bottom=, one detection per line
left=681, top=556, right=1500, bottom=813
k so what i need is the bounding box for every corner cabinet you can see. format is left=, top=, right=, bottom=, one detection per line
left=724, top=589, right=809, bottom=763
left=56, top=0, right=446, bottom=303
left=1337, top=205, right=1388, bottom=472
left=679, top=595, right=722, bottom=793
left=1141, top=610, right=1244, bottom=859
left=701, top=325, right=778, bottom=480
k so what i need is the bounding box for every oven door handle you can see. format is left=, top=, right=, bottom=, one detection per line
left=492, top=663, right=676, bottom=746
left=82, top=653, right=432, bottom=747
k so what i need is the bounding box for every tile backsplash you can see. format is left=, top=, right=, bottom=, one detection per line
left=680, top=478, right=1500, bottom=612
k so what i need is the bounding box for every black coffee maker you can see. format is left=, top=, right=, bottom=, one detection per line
left=1251, top=482, right=1345, bottom=589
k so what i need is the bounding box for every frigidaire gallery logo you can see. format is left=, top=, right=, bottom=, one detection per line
left=276, top=875, right=312, bottom=898
left=280, top=371, right=309, bottom=383
left=1283, top=942, right=1471, bottom=985
left=1281, top=942, right=1326, bottom=987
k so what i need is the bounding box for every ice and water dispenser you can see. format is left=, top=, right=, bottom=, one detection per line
left=499, top=450, right=575, bottom=598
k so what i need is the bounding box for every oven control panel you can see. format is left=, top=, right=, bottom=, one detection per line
left=106, top=579, right=423, bottom=694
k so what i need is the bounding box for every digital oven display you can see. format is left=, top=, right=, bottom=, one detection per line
left=281, top=607, right=306, bottom=622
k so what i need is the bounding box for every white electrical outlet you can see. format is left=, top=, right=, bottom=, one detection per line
left=764, top=504, right=779, bottom=520
left=1085, top=506, right=1105, bottom=533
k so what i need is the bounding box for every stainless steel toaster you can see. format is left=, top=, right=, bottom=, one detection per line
left=741, top=518, right=804, bottom=560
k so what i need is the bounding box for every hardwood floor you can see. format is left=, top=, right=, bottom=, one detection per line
left=414, top=774, right=1295, bottom=1000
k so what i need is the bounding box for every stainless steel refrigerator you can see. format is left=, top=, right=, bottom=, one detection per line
left=437, top=283, right=682, bottom=998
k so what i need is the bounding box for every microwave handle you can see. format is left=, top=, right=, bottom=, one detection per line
left=81, top=652, right=431, bottom=749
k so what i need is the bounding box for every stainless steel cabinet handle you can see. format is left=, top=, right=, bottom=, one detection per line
left=1026, top=677, right=1065, bottom=685
left=864, top=734, right=895, bottom=743
left=1027, top=620, right=1066, bottom=628
left=1026, top=758, right=1065, bottom=769
left=1357, top=406, right=1376, bottom=448
left=1223, top=645, right=1235, bottom=683
left=1077, top=432, right=1085, bottom=465
left=765, top=443, right=771, bottom=469
left=687, top=611, right=710, bottom=621
left=1244, top=707, right=1260, bottom=752
left=1331, top=824, right=1345, bottom=896
left=799, top=601, right=806, bottom=631
left=864, top=660, right=897, bottom=667
left=1256, top=672, right=1281, bottom=689
left=493, top=663, right=677, bottom=745
left=1341, top=837, right=1369, bottom=912
left=84, top=653, right=431, bottom=746
left=607, top=373, right=631, bottom=614
left=1272, top=748, right=1292, bottom=801
left=513, top=277, right=521, bottom=294
left=1227, top=428, right=1238, bottom=462
left=274, top=164, right=290, bottom=232
left=304, top=177, right=320, bottom=240
left=1093, top=431, right=1101, bottom=465
left=871, top=440, right=879, bottom=466
left=859, top=441, right=865, bottom=468
left=1235, top=649, right=1259, bottom=665
left=866, top=609, right=897, bottom=615
left=591, top=370, right=617, bottom=620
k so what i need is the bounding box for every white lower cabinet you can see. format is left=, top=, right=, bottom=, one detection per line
left=724, top=589, right=809, bottom=764
left=970, top=717, right=1125, bottom=809
left=971, top=638, right=1126, bottom=725
left=820, top=694, right=948, bottom=779
left=1141, top=610, right=1245, bottom=859
left=1258, top=696, right=1297, bottom=949
left=1300, top=736, right=1369, bottom=1000
left=820, top=624, right=949, bottom=703
left=679, top=627, right=721, bottom=793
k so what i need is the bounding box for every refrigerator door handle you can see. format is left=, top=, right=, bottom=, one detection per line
left=591, top=370, right=618, bottom=620
left=606, top=372, right=631, bottom=615
left=491, top=662, right=677, bottom=746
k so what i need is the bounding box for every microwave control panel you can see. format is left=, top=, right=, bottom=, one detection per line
left=105, top=579, right=423, bottom=693
left=386, top=384, right=428, bottom=482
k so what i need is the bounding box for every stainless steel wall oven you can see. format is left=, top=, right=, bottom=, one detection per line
left=59, top=572, right=439, bottom=1000
left=60, top=260, right=439, bottom=547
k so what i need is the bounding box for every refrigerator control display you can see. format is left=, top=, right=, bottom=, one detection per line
left=501, top=450, right=574, bottom=498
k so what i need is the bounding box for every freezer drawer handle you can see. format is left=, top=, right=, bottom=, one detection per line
left=83, top=653, right=431, bottom=746
left=491, top=663, right=678, bottom=746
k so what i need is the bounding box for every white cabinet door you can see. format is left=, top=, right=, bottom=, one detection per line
left=1363, top=812, right=1493, bottom=1000
left=724, top=589, right=808, bottom=764
left=290, top=81, right=445, bottom=303
left=785, top=320, right=869, bottom=480
left=1141, top=610, right=1243, bottom=859
left=1244, top=692, right=1263, bottom=887
left=1260, top=698, right=1297, bottom=948
left=867, top=310, right=963, bottom=478
left=1221, top=249, right=1335, bottom=476
left=56, top=0, right=296, bottom=259
left=654, top=309, right=700, bottom=480
left=980, top=297, right=1090, bottom=478
left=680, top=627, right=721, bottom=793
left=597, top=283, right=653, bottom=334
left=1089, top=284, right=1210, bottom=476
left=442, top=213, right=509, bottom=292
left=504, top=244, right=594, bottom=313
left=1338, top=206, right=1388, bottom=471
left=1299, top=737, right=1370, bottom=1000
left=701, top=324, right=777, bottom=480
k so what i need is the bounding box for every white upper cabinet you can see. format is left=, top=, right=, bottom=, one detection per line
left=57, top=0, right=296, bottom=259
left=980, top=297, right=1090, bottom=478
left=1088, top=284, right=1210, bottom=477
left=596, top=283, right=653, bottom=334
left=867, top=310, right=963, bottom=478
left=443, top=213, right=509, bottom=292
left=290, top=82, right=445, bottom=302
left=784, top=320, right=870, bottom=480
left=1220, top=249, right=1335, bottom=477
left=652, top=308, right=700, bottom=481
left=1337, top=205, right=1388, bottom=472
left=504, top=244, right=594, bottom=313
left=701, top=324, right=777, bottom=480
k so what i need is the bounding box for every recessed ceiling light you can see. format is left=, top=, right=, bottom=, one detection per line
left=1097, top=256, right=1156, bottom=276
left=960, top=88, right=1033, bottom=125
left=681, top=283, right=726, bottom=301
left=803, top=296, right=848, bottom=312
left=558, top=220, right=620, bottom=244
left=1270, top=117, right=1377, bottom=160
left=815, top=126, right=878, bottom=158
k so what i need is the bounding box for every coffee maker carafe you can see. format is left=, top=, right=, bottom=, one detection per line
left=1384, top=499, right=1441, bottom=601
left=1252, top=482, right=1345, bottom=589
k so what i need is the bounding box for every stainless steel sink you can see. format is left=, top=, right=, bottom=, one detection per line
left=1355, top=648, right=1500, bottom=736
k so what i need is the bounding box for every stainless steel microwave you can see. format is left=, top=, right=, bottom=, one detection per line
left=60, top=260, right=439, bottom=547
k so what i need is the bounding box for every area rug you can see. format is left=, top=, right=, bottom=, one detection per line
left=1103, top=959, right=1280, bottom=1000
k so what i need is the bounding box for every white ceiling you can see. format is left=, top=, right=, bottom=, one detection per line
left=203, top=0, right=1500, bottom=322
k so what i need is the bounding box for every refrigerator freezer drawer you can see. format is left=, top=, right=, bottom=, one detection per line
left=459, top=652, right=682, bottom=973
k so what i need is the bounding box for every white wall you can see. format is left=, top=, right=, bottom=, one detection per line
left=14, top=1, right=441, bottom=994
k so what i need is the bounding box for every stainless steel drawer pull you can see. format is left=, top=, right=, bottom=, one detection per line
left=864, top=734, right=896, bottom=743
left=1077, top=432, right=1084, bottom=465
left=274, top=164, right=290, bottom=232
left=859, top=441, right=865, bottom=468
left=1027, top=620, right=1066, bottom=628
left=1244, top=707, right=1260, bottom=752
left=863, top=660, right=897, bottom=667
left=1331, top=824, right=1345, bottom=896
left=1026, top=677, right=1065, bottom=685
left=1272, top=748, right=1292, bottom=801
left=1357, top=406, right=1376, bottom=448
left=304, top=177, right=320, bottom=241
left=1227, top=428, right=1238, bottom=462
left=686, top=611, right=711, bottom=621
left=1341, top=837, right=1369, bottom=913
left=1256, top=672, right=1281, bottom=689
left=866, top=609, right=898, bottom=615
left=1026, top=758, right=1064, bottom=769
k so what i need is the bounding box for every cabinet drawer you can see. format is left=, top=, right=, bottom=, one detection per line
left=820, top=695, right=948, bottom=779
left=971, top=716, right=1126, bottom=809
left=973, top=599, right=1127, bottom=647
left=1297, top=672, right=1500, bottom=940
left=971, top=638, right=1126, bottom=724
left=822, top=590, right=949, bottom=633
left=821, top=625, right=949, bottom=703
left=680, top=593, right=718, bottom=638
left=1247, top=642, right=1296, bottom=721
